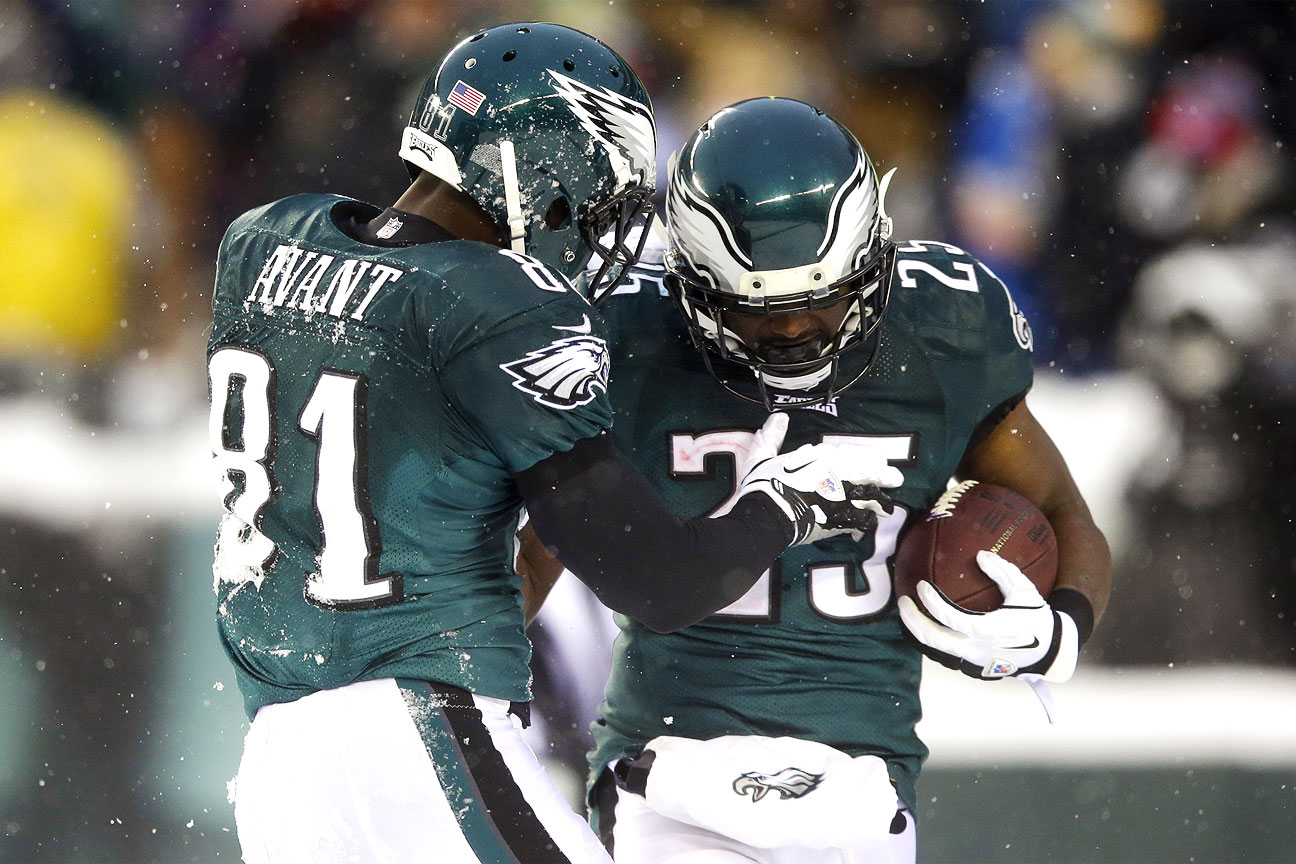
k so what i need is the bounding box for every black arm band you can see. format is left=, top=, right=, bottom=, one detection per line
left=1048, top=587, right=1095, bottom=647
left=515, top=433, right=792, bottom=633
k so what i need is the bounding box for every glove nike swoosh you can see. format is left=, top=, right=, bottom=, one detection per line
left=1004, top=637, right=1041, bottom=650
left=781, top=458, right=817, bottom=473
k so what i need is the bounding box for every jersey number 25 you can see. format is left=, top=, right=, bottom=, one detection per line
left=671, top=430, right=915, bottom=624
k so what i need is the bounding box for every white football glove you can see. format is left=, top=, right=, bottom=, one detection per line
left=734, top=413, right=905, bottom=545
left=897, top=550, right=1079, bottom=683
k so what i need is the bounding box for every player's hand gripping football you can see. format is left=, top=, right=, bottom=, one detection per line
left=897, top=550, right=1079, bottom=682
left=733, top=412, right=905, bottom=545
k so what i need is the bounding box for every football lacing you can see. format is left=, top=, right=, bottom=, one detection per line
left=928, top=479, right=980, bottom=519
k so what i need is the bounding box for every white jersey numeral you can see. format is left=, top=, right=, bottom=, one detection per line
left=298, top=371, right=397, bottom=606
left=668, top=430, right=916, bottom=623
left=805, top=507, right=907, bottom=620
left=208, top=347, right=400, bottom=609
left=209, top=346, right=278, bottom=572
left=501, top=249, right=571, bottom=294
left=895, top=240, right=979, bottom=293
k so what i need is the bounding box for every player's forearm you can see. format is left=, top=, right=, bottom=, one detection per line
left=520, top=573, right=556, bottom=627
left=958, top=399, right=1111, bottom=628
left=527, top=494, right=788, bottom=632
left=515, top=434, right=792, bottom=632
left=1045, top=503, right=1111, bottom=626
left=515, top=518, right=567, bottom=624
left=516, top=521, right=565, bottom=626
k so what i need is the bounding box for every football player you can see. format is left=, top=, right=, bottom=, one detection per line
left=207, top=28, right=899, bottom=864
left=555, top=98, right=1112, bottom=863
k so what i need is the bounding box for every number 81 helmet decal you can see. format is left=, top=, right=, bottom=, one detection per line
left=664, top=98, right=897, bottom=408
left=400, top=23, right=656, bottom=299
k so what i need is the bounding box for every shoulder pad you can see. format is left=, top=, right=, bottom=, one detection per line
left=891, top=239, right=1034, bottom=356
left=427, top=245, right=583, bottom=302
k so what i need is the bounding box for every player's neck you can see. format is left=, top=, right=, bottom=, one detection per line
left=392, top=174, right=503, bottom=247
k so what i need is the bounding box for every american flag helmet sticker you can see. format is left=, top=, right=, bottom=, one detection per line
left=447, top=80, right=486, bottom=115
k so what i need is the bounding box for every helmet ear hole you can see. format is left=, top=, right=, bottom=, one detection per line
left=545, top=197, right=572, bottom=230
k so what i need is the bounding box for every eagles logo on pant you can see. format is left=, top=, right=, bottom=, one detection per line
left=731, top=767, right=824, bottom=802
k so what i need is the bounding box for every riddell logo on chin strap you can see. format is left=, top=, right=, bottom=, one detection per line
left=732, top=767, right=824, bottom=802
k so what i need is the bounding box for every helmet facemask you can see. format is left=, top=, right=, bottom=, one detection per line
left=666, top=242, right=895, bottom=409
left=581, top=184, right=656, bottom=305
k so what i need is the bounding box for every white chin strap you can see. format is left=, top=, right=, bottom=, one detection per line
left=498, top=139, right=527, bottom=253
left=401, top=126, right=525, bottom=253
left=760, top=364, right=832, bottom=392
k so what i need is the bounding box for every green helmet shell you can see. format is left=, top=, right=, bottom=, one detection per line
left=400, top=23, right=656, bottom=288
left=664, top=97, right=896, bottom=407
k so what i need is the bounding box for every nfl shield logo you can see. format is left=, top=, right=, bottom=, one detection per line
left=985, top=660, right=1017, bottom=678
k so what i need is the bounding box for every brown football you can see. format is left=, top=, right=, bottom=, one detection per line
left=893, top=481, right=1058, bottom=613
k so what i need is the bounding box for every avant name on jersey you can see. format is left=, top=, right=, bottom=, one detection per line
left=245, top=242, right=405, bottom=322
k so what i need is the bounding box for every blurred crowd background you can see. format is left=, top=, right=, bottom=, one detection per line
left=1, top=0, right=1293, bottom=860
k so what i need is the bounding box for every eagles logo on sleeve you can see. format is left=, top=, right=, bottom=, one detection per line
left=499, top=333, right=610, bottom=409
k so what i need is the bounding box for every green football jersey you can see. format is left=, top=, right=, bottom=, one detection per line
left=588, top=239, right=1034, bottom=811
left=208, top=193, right=612, bottom=716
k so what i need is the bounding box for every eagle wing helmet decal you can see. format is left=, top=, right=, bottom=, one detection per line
left=666, top=173, right=753, bottom=293
left=500, top=334, right=610, bottom=409
left=732, top=766, right=825, bottom=802
left=548, top=69, right=655, bottom=188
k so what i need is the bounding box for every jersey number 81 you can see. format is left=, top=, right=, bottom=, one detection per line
left=208, top=345, right=401, bottom=610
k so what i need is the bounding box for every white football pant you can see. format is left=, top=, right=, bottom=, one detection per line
left=608, top=787, right=915, bottom=864
left=232, top=677, right=611, bottom=864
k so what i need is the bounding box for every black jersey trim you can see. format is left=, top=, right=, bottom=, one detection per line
left=590, top=766, right=620, bottom=855
left=403, top=681, right=571, bottom=864
left=333, top=200, right=456, bottom=247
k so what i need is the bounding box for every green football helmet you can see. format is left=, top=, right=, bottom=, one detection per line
left=664, top=97, right=897, bottom=408
left=399, top=23, right=656, bottom=297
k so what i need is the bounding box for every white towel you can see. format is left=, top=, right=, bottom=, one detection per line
left=637, top=734, right=899, bottom=850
